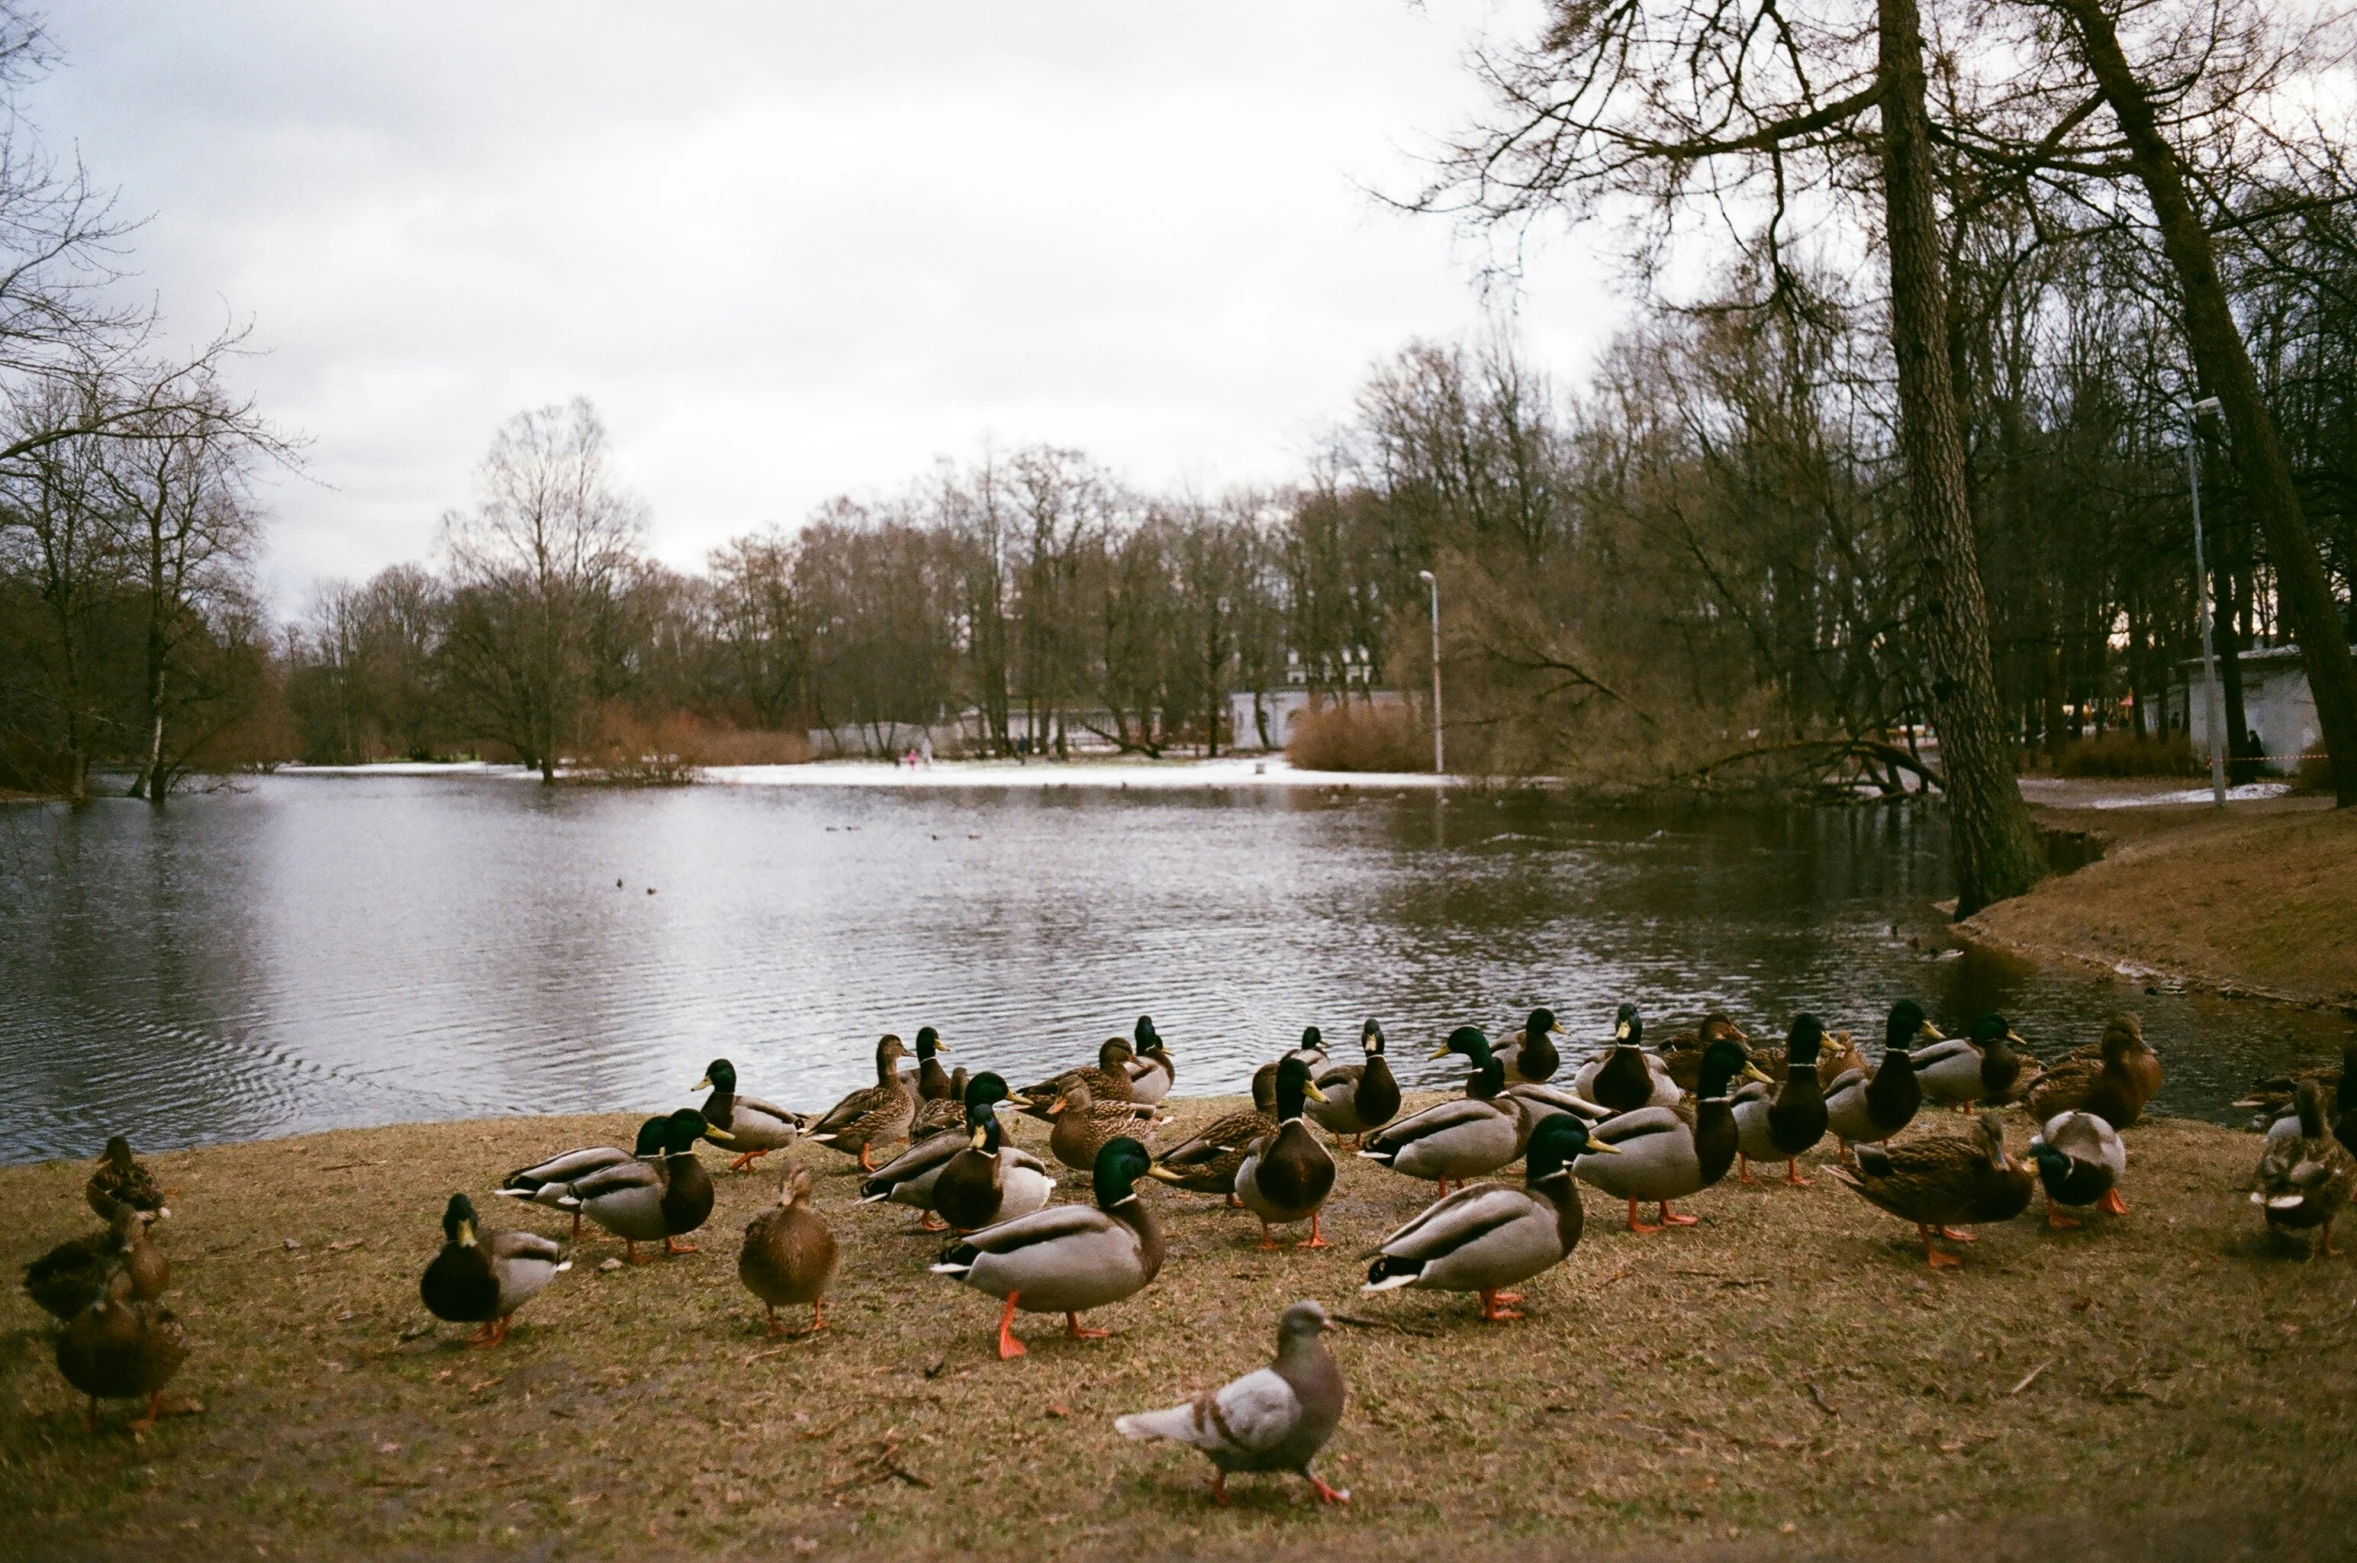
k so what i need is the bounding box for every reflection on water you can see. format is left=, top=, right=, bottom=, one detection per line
left=1, top=775, right=2347, bottom=1161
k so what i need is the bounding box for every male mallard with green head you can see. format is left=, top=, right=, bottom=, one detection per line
left=1912, top=1012, right=2032, bottom=1111
left=1123, top=1016, right=1177, bottom=1105
left=1572, top=1004, right=1680, bottom=1113
left=2251, top=1081, right=2355, bottom=1256
left=2029, top=1110, right=2128, bottom=1229
left=1358, top=1028, right=1523, bottom=1195
left=903, top=1026, right=955, bottom=1101
left=1574, top=1034, right=1764, bottom=1232
left=739, top=1166, right=838, bottom=1335
left=420, top=1193, right=571, bottom=1346
left=1494, top=1007, right=1566, bottom=1085
left=1229, top=1057, right=1336, bottom=1250
left=1115, top=1299, right=1348, bottom=1507
left=1827, top=1110, right=2033, bottom=1268
left=805, top=1034, right=916, bottom=1171
left=56, top=1269, right=187, bottom=1436
left=1824, top=1001, right=1935, bottom=1159
left=552, top=1108, right=731, bottom=1263
left=1732, top=1013, right=1831, bottom=1185
left=696, top=1059, right=807, bottom=1171
left=933, top=1076, right=1058, bottom=1232
left=1308, top=1019, right=1401, bottom=1147
left=1148, top=1063, right=1280, bottom=1205
left=86, top=1136, right=167, bottom=1222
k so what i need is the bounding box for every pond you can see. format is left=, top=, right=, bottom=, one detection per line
left=2, top=771, right=2347, bottom=1162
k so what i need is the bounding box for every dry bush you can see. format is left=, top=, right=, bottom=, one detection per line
left=585, top=706, right=705, bottom=784
left=2056, top=731, right=2198, bottom=778
left=1285, top=699, right=1429, bottom=772
left=2293, top=746, right=2335, bottom=794
left=694, top=726, right=813, bottom=766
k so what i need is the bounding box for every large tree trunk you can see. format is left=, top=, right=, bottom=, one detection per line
left=1877, top=0, right=2051, bottom=914
left=2054, top=0, right=2357, bottom=804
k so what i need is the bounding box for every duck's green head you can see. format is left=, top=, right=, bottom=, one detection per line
left=1299, top=1026, right=1324, bottom=1053
left=1526, top=1114, right=1610, bottom=1183
left=1430, top=1026, right=1491, bottom=1066
left=1092, top=1136, right=1155, bottom=1208
left=441, top=1192, right=479, bottom=1246
left=964, top=1073, right=1011, bottom=1146
left=631, top=1116, right=669, bottom=1156
left=1135, top=1015, right=1160, bottom=1049
left=1274, top=1055, right=1327, bottom=1122
left=1360, top=1018, right=1385, bottom=1055
left=1698, top=1036, right=1767, bottom=1100
left=1970, top=1012, right=2022, bottom=1051
left=1785, top=1013, right=1826, bottom=1068
left=1527, top=1007, right=1564, bottom=1039
left=966, top=1071, right=1010, bottom=1109
left=696, top=1058, right=736, bottom=1093
left=1614, top=1002, right=1643, bottom=1047
left=2027, top=1140, right=2071, bottom=1183
left=1886, top=999, right=1938, bottom=1050
left=669, top=1107, right=730, bottom=1153
left=915, top=1026, right=945, bottom=1060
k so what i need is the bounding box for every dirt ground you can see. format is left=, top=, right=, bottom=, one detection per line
left=1965, top=788, right=2356, bottom=1009
left=4, top=1099, right=2355, bottom=1563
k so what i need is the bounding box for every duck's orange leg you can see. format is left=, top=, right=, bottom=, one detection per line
left=1785, top=1158, right=1812, bottom=1187
left=1257, top=1219, right=1279, bottom=1251
left=1478, top=1288, right=1524, bottom=1321
left=1308, top=1474, right=1351, bottom=1504
left=1064, top=1311, right=1109, bottom=1340
left=2044, top=1192, right=2082, bottom=1230
left=1936, top=1226, right=1977, bottom=1243
left=1626, top=1197, right=1664, bottom=1235
left=1737, top=1154, right=1756, bottom=1185
left=859, top=1145, right=877, bottom=1173
left=1297, top=1210, right=1330, bottom=1250
left=2099, top=1189, right=2128, bottom=1216
left=1211, top=1471, right=1230, bottom=1507
left=1920, top=1224, right=1963, bottom=1269
left=996, top=1294, right=1025, bottom=1359
left=1658, top=1201, right=1698, bottom=1227
left=665, top=1236, right=698, bottom=1255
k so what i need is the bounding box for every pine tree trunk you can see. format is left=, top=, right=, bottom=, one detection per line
left=1877, top=0, right=2050, bottom=914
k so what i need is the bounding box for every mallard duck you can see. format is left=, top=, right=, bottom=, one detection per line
left=1019, top=1038, right=1137, bottom=1117
left=1732, top=1013, right=1831, bottom=1185
left=911, top=1066, right=972, bottom=1141
left=2029, top=1111, right=2127, bottom=1229
left=1308, top=1019, right=1401, bottom=1147
left=1494, top=1007, right=1566, bottom=1085
left=859, top=1123, right=975, bottom=1231
left=2257, top=1041, right=2357, bottom=1156
left=552, top=1107, right=731, bottom=1262
left=1148, top=1064, right=1280, bottom=1204
left=1285, top=1027, right=1329, bottom=1068
left=2071, top=1011, right=2163, bottom=1101
left=934, top=1076, right=1058, bottom=1232
left=55, top=1270, right=187, bottom=1435
left=1047, top=1079, right=1167, bottom=1172
left=2251, top=1081, right=2356, bottom=1256
left=2028, top=1014, right=2156, bottom=1129
left=419, top=1192, right=571, bottom=1346
left=696, top=1059, right=806, bottom=1171
left=24, top=1206, right=168, bottom=1320
left=903, top=1026, right=955, bottom=1101
left=1358, top=1029, right=1523, bottom=1195
left=1362, top=1114, right=1610, bottom=1322
left=806, top=1034, right=916, bottom=1171
left=86, top=1136, right=167, bottom=1221
left=1232, top=1057, right=1337, bottom=1250
left=1913, top=1012, right=2032, bottom=1111
left=1572, top=1004, right=1680, bottom=1113
left=1660, top=1012, right=1750, bottom=1093
left=1573, top=1035, right=1762, bottom=1232
left=1827, top=1111, right=2033, bottom=1268
left=1115, top=1299, right=1349, bottom=1507
left=931, top=1135, right=1164, bottom=1360
left=1123, top=1016, right=1177, bottom=1105
left=497, top=1117, right=667, bottom=1240
left=1825, top=1001, right=1935, bottom=1158
left=739, top=1166, right=839, bottom=1335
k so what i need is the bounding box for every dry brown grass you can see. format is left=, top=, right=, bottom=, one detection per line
left=4, top=1100, right=2354, bottom=1562
left=1286, top=701, right=1429, bottom=774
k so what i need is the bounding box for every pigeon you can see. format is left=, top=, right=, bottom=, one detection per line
left=1113, top=1298, right=1347, bottom=1506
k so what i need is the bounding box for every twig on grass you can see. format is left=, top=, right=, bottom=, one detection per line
left=2009, top=1361, right=2052, bottom=1396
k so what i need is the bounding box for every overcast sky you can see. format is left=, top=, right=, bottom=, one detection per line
left=27, top=1, right=1614, bottom=605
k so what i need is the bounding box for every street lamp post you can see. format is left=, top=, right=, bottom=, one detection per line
left=2189, top=397, right=2227, bottom=808
left=1417, top=569, right=1443, bottom=776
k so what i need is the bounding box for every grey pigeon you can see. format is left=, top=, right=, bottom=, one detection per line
left=1113, top=1298, right=1347, bottom=1506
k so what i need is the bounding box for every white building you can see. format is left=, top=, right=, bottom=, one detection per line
left=2165, top=644, right=2345, bottom=772
left=1224, top=688, right=1408, bottom=752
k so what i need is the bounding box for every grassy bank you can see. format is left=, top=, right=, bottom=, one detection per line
left=4, top=1098, right=2354, bottom=1562
left=1965, top=790, right=2357, bottom=1009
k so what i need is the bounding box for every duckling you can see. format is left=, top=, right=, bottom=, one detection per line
left=497, top=1117, right=667, bottom=1240
left=2027, top=1014, right=2156, bottom=1129
left=2028, top=1111, right=2128, bottom=1229
left=1732, top=1013, right=1831, bottom=1185
left=903, top=1026, right=956, bottom=1101
left=933, top=1077, right=1058, bottom=1232
left=1825, top=1001, right=1935, bottom=1159
left=1494, top=1007, right=1566, bottom=1085
left=419, top=1192, right=571, bottom=1346
left=2251, top=1081, right=2355, bottom=1256
left=1018, top=1038, right=1138, bottom=1117
left=1308, top=1019, right=1401, bottom=1147
left=696, top=1059, right=806, bottom=1171
left=1047, top=1079, right=1168, bottom=1172
left=55, top=1270, right=186, bottom=1436
left=1827, top=1111, right=2033, bottom=1269
left=911, top=1065, right=973, bottom=1141
left=85, top=1136, right=167, bottom=1221
left=23, top=1206, right=168, bottom=1320
left=1115, top=1299, right=1349, bottom=1507
left=1913, top=1012, right=2032, bottom=1111
left=805, top=1034, right=916, bottom=1172
left=738, top=1167, right=838, bottom=1335
left=1572, top=1004, right=1679, bottom=1113
left=1123, top=1016, right=1177, bottom=1105
left=931, top=1135, right=1164, bottom=1360
left=1573, top=1035, right=1764, bottom=1232
left=1363, top=1115, right=1611, bottom=1322
left=552, top=1108, right=731, bottom=1263
left=1358, top=1029, right=1523, bottom=1195
left=1232, top=1057, right=1336, bottom=1250
left=1149, top=1064, right=1280, bottom=1205
left=1660, top=1013, right=1750, bottom=1093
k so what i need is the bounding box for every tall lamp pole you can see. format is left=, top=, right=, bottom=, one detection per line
left=1417, top=569, right=1443, bottom=776
left=2189, top=397, right=2226, bottom=808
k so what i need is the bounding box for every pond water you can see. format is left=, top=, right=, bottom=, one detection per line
left=2, top=773, right=2347, bottom=1162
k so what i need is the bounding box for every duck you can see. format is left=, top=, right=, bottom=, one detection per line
left=2028, top=1014, right=2157, bottom=1129
left=1824, top=1000, right=1936, bottom=1159
left=419, top=1192, right=571, bottom=1346
left=2028, top=1111, right=2128, bottom=1229
left=552, top=1107, right=731, bottom=1263
left=1285, top=1027, right=1330, bottom=1068
left=497, top=1117, right=667, bottom=1240
left=85, top=1136, right=167, bottom=1221
left=931, top=1135, right=1165, bottom=1360
left=1732, top=1013, right=1831, bottom=1185
left=738, top=1166, right=839, bottom=1335
left=2250, top=1081, right=2355, bottom=1256
left=1019, top=1038, right=1138, bottom=1117
left=1660, top=1013, right=1750, bottom=1093
left=903, top=1026, right=956, bottom=1102
left=1115, top=1298, right=1349, bottom=1507
left=1572, top=1004, right=1680, bottom=1113
left=1912, top=1012, right=2032, bottom=1111
left=1493, top=1007, right=1566, bottom=1085
left=2074, top=1011, right=2163, bottom=1102
left=1232, top=1057, right=1337, bottom=1250
left=1123, top=1016, right=1177, bottom=1105
left=2258, top=1041, right=2357, bottom=1156
left=55, top=1270, right=186, bottom=1436
left=1047, top=1079, right=1168, bottom=1172
left=933, top=1077, right=1059, bottom=1232
left=1573, top=1035, right=1763, bottom=1232
left=911, top=1066, right=972, bottom=1141
left=1308, top=1019, right=1401, bottom=1147
left=1147, top=1063, right=1280, bottom=1205
left=696, top=1059, right=807, bottom=1171
left=23, top=1206, right=169, bottom=1320
left=859, top=1119, right=977, bottom=1231
left=805, top=1034, right=916, bottom=1171
left=1362, top=1114, right=1611, bottom=1322
left=1827, top=1110, right=2033, bottom=1269
left=1358, top=1029, right=1524, bottom=1195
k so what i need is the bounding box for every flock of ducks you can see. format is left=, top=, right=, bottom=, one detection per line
left=21, top=1012, right=2357, bottom=1503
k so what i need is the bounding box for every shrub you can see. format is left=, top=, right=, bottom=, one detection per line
left=584, top=710, right=813, bottom=783
left=2055, top=730, right=2199, bottom=778
left=2294, top=746, right=2336, bottom=795
left=694, top=726, right=814, bottom=766
left=1285, top=699, right=1429, bottom=773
